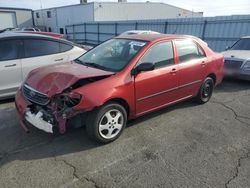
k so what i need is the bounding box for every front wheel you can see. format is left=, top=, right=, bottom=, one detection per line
left=195, top=77, right=214, bottom=104
left=86, top=102, right=127, bottom=143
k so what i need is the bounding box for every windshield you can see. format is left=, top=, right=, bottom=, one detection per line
left=231, top=38, right=250, bottom=50
left=76, top=39, right=147, bottom=72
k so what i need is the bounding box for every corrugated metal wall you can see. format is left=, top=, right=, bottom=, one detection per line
left=66, top=15, right=250, bottom=52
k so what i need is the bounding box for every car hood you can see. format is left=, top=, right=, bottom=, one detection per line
left=222, top=50, right=250, bottom=60
left=25, top=61, right=114, bottom=97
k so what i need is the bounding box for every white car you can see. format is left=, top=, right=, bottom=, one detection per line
left=120, top=30, right=160, bottom=36
left=222, top=36, right=250, bottom=81
left=0, top=32, right=86, bottom=99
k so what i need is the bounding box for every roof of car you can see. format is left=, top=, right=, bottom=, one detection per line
left=115, top=33, right=202, bottom=42
left=0, top=32, right=75, bottom=46
left=0, top=32, right=57, bottom=39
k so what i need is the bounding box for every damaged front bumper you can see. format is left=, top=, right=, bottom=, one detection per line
left=25, top=110, right=54, bottom=133
left=15, top=88, right=82, bottom=134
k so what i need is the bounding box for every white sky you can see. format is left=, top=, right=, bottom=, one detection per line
left=0, top=0, right=250, bottom=16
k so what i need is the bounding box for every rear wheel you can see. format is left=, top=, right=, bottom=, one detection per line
left=86, top=102, right=127, bottom=143
left=195, top=77, right=214, bottom=104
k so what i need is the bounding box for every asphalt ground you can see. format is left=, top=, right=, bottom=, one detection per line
left=0, top=79, right=249, bottom=188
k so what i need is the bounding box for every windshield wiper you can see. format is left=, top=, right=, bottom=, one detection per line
left=74, top=59, right=84, bottom=64
left=74, top=60, right=114, bottom=72
left=83, top=62, right=109, bottom=71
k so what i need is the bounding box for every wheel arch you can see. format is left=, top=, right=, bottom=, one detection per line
left=206, top=73, right=216, bottom=84
left=104, top=98, right=130, bottom=117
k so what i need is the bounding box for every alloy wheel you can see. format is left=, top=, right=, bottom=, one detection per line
left=98, top=109, right=124, bottom=139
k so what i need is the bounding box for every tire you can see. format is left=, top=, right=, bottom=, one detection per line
left=195, top=77, right=214, bottom=104
left=86, top=102, right=127, bottom=143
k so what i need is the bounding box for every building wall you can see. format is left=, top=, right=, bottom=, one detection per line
left=34, top=2, right=202, bottom=33
left=34, top=8, right=57, bottom=32
left=33, top=3, right=94, bottom=33
left=0, top=8, right=33, bottom=29
left=93, top=2, right=203, bottom=21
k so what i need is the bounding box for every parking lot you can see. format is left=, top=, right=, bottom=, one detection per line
left=0, top=79, right=249, bottom=188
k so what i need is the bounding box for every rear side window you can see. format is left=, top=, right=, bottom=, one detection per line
left=0, top=40, right=19, bottom=61
left=139, top=41, right=174, bottom=69
left=175, top=40, right=205, bottom=63
left=60, top=43, right=73, bottom=52
left=24, top=39, right=60, bottom=58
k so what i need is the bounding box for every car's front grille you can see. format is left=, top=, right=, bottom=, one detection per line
left=224, top=60, right=243, bottom=69
left=22, top=84, right=50, bottom=105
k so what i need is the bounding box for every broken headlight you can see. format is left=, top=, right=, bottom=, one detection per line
left=56, top=92, right=82, bottom=111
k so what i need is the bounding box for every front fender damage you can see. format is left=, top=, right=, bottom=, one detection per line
left=25, top=75, right=111, bottom=134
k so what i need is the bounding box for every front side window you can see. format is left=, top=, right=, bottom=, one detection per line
left=0, top=40, right=19, bottom=61
left=175, top=40, right=205, bottom=63
left=36, top=12, right=39, bottom=18
left=24, top=39, right=60, bottom=58
left=76, top=39, right=147, bottom=72
left=231, top=38, right=250, bottom=50
left=138, top=41, right=174, bottom=68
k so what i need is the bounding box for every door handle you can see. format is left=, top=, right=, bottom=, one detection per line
left=4, top=64, right=16, bottom=67
left=170, top=68, right=177, bottom=74
left=201, top=61, right=206, bottom=66
left=55, top=58, right=64, bottom=62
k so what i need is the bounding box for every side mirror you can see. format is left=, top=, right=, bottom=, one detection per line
left=131, top=62, right=155, bottom=75
left=225, top=46, right=231, bottom=51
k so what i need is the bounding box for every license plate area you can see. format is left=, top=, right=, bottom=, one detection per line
left=25, top=110, right=54, bottom=133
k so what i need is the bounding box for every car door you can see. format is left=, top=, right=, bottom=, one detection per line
left=0, top=39, right=22, bottom=98
left=21, top=38, right=69, bottom=80
left=134, top=41, right=180, bottom=116
left=174, top=39, right=207, bottom=97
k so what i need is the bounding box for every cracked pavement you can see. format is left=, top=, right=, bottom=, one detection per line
left=0, top=79, right=249, bottom=188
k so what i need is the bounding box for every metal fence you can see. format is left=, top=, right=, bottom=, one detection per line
left=65, top=15, right=250, bottom=52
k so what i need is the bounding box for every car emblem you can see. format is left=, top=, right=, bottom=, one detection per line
left=29, top=90, right=36, bottom=97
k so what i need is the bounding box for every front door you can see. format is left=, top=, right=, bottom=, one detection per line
left=0, top=40, right=22, bottom=97
left=134, top=41, right=180, bottom=116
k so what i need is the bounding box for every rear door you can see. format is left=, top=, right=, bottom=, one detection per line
left=21, top=39, right=69, bottom=80
left=0, top=39, right=22, bottom=97
left=135, top=41, right=180, bottom=116
left=174, top=39, right=207, bottom=97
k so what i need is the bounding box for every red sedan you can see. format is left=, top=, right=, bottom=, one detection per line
left=15, top=34, right=224, bottom=143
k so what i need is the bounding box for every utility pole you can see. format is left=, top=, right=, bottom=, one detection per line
left=40, top=0, right=45, bottom=30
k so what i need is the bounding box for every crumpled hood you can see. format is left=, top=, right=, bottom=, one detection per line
left=222, top=50, right=250, bottom=60
left=25, top=61, right=114, bottom=97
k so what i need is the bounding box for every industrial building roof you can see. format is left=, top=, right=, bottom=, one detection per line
left=0, top=7, right=32, bottom=11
